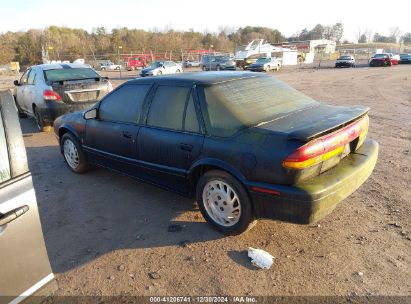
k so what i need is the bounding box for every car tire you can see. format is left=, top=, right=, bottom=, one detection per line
left=157, top=70, right=162, bottom=75
left=101, top=67, right=106, bottom=71
left=265, top=65, right=271, bottom=72
left=196, top=170, right=255, bottom=235
left=216, top=65, right=221, bottom=71
left=34, top=108, right=51, bottom=132
left=61, top=133, right=91, bottom=173
left=115, top=66, right=120, bottom=70
left=176, top=69, right=181, bottom=73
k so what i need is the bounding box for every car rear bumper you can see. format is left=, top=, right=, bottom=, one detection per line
left=246, top=138, right=379, bottom=224
left=335, top=62, right=353, bottom=67
left=37, top=101, right=96, bottom=123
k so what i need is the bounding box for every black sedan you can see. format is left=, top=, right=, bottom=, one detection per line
left=54, top=72, right=378, bottom=235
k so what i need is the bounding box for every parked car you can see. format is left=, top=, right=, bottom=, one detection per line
left=183, top=60, right=201, bottom=68
left=388, top=53, right=400, bottom=65
left=335, top=55, right=355, bottom=68
left=201, top=55, right=236, bottom=71
left=14, top=63, right=112, bottom=131
left=100, top=62, right=122, bottom=71
left=140, top=61, right=183, bottom=77
left=0, top=90, right=56, bottom=302
left=126, top=55, right=151, bottom=71
left=369, top=53, right=396, bottom=67
left=247, top=57, right=282, bottom=72
left=399, top=53, right=411, bottom=64
left=54, top=72, right=378, bottom=235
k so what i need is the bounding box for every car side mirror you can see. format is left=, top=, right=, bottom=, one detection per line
left=14, top=80, right=20, bottom=86
left=84, top=108, right=97, bottom=120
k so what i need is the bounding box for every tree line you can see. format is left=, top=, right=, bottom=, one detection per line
left=0, top=24, right=409, bottom=66
left=0, top=26, right=286, bottom=65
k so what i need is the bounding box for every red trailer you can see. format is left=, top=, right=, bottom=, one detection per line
left=125, top=54, right=153, bottom=71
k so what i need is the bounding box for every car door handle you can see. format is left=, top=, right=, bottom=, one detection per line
left=0, top=205, right=29, bottom=226
left=122, top=131, right=132, bottom=139
left=180, top=143, right=193, bottom=151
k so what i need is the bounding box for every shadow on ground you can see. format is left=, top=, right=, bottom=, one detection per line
left=20, top=118, right=223, bottom=274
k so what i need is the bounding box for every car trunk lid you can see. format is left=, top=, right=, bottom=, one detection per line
left=50, top=78, right=110, bottom=104
left=256, top=103, right=369, bottom=141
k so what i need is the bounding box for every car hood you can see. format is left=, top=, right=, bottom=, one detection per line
left=252, top=103, right=369, bottom=141
left=249, top=63, right=264, bottom=67
left=142, top=67, right=157, bottom=73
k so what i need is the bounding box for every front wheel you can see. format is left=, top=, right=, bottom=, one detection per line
left=157, top=70, right=162, bottom=75
left=176, top=69, right=181, bottom=73
left=61, top=133, right=91, bottom=173
left=196, top=170, right=255, bottom=235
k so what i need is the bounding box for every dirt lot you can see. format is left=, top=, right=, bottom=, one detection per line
left=6, top=65, right=411, bottom=298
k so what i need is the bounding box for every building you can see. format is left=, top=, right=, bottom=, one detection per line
left=283, top=40, right=336, bottom=54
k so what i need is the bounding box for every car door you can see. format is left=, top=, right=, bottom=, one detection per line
left=15, top=69, right=30, bottom=113
left=0, top=91, right=55, bottom=304
left=137, top=84, right=204, bottom=193
left=23, top=68, right=39, bottom=115
left=84, top=83, right=152, bottom=176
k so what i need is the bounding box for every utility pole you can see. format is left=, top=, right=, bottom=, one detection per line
left=118, top=45, right=123, bottom=78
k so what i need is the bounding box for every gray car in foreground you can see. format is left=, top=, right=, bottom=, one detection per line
left=0, top=90, right=56, bottom=304
left=14, top=63, right=112, bottom=131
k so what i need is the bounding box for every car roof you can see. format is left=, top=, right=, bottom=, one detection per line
left=129, top=71, right=266, bottom=85
left=31, top=63, right=92, bottom=70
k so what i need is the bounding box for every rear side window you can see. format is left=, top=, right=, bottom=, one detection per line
left=147, top=86, right=190, bottom=131
left=99, top=84, right=151, bottom=123
left=0, top=112, right=11, bottom=184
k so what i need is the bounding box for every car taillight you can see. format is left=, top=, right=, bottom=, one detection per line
left=43, top=90, right=62, bottom=101
left=283, top=115, right=369, bottom=170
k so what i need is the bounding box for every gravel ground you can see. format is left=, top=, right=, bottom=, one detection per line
left=8, top=64, right=411, bottom=298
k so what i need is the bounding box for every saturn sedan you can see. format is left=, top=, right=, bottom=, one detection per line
left=54, top=72, right=378, bottom=235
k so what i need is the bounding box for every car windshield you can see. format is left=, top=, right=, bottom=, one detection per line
left=256, top=58, right=270, bottom=63
left=373, top=54, right=386, bottom=58
left=203, top=76, right=318, bottom=137
left=148, top=62, right=162, bottom=68
left=339, top=56, right=351, bottom=60
left=44, top=68, right=100, bottom=82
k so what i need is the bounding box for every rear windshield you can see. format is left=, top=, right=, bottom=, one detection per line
left=44, top=68, right=100, bottom=82
left=203, top=76, right=317, bottom=137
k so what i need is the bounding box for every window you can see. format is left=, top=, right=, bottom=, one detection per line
left=0, top=112, right=11, bottom=184
left=27, top=69, right=36, bottom=85
left=203, top=76, right=317, bottom=137
left=184, top=95, right=199, bottom=133
left=99, top=84, right=150, bottom=123
left=44, top=68, right=100, bottom=82
left=20, top=69, right=30, bottom=85
left=147, top=86, right=190, bottom=131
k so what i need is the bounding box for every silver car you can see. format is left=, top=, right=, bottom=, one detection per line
left=140, top=61, right=183, bottom=77
left=0, top=90, right=56, bottom=303
left=14, top=63, right=112, bottom=131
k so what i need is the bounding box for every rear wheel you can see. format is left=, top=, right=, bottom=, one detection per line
left=34, top=108, right=51, bottom=132
left=196, top=170, right=255, bottom=235
left=61, top=133, right=91, bottom=173
left=216, top=65, right=221, bottom=71
left=265, top=65, right=271, bottom=72
left=157, top=70, right=162, bottom=75
left=176, top=69, right=181, bottom=73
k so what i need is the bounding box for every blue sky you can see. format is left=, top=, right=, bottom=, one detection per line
left=1, top=0, right=410, bottom=41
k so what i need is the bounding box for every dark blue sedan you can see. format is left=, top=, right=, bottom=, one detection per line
left=54, top=72, right=378, bottom=234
